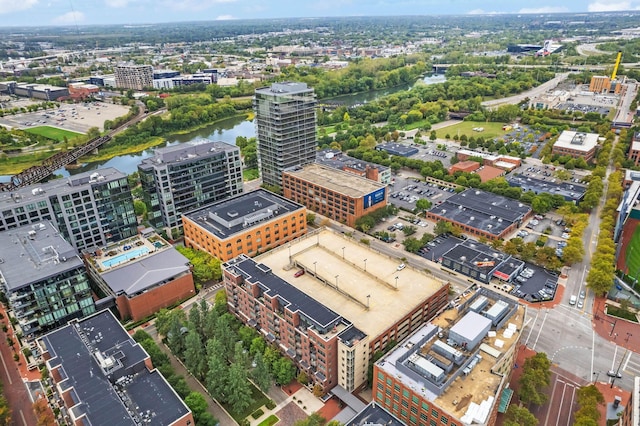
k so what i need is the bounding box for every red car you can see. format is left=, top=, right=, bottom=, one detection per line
left=294, top=270, right=305, bottom=278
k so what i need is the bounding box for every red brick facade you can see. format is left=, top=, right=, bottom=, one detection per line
left=116, top=272, right=195, bottom=322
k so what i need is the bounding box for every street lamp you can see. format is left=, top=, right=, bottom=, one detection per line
left=313, top=261, right=317, bottom=276
left=593, top=372, right=599, bottom=383
left=363, top=258, right=367, bottom=272
left=342, top=246, right=345, bottom=260
left=626, top=332, right=633, bottom=344
left=335, top=274, right=339, bottom=290
left=395, top=276, right=399, bottom=289
left=610, top=318, right=618, bottom=336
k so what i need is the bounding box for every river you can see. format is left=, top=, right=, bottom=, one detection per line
left=0, top=74, right=446, bottom=181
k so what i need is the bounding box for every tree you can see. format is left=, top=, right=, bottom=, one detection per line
left=226, top=363, right=254, bottom=414
left=206, top=339, right=228, bottom=401
left=273, top=357, right=297, bottom=385
left=574, top=385, right=604, bottom=425
left=434, top=220, right=453, bottom=236
left=306, top=212, right=316, bottom=225
left=294, top=413, right=326, bottom=426
left=415, top=198, right=432, bottom=213
left=518, top=352, right=551, bottom=407
left=184, top=331, right=207, bottom=380
left=504, top=404, right=537, bottom=426
left=184, top=392, right=209, bottom=424
left=167, top=314, right=186, bottom=357
left=33, top=396, right=54, bottom=426
left=252, top=352, right=272, bottom=393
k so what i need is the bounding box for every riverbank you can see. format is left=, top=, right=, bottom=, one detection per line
left=1, top=112, right=252, bottom=174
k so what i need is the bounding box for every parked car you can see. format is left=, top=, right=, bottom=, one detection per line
left=294, top=269, right=305, bottom=278
left=397, top=263, right=406, bottom=271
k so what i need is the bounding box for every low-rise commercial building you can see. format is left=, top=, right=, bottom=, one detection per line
left=506, top=174, right=587, bottom=203
left=317, top=149, right=392, bottom=184
left=183, top=189, right=307, bottom=262
left=0, top=222, right=95, bottom=340
left=456, top=149, right=521, bottom=171
left=373, top=288, right=524, bottom=426
left=552, top=131, right=599, bottom=162
left=138, top=141, right=243, bottom=231
left=283, top=163, right=387, bottom=227
left=425, top=189, right=532, bottom=240
left=375, top=143, right=419, bottom=157
left=0, top=168, right=138, bottom=251
left=84, top=230, right=195, bottom=321
left=38, top=310, right=193, bottom=426
left=223, top=228, right=450, bottom=392
left=0, top=81, right=69, bottom=100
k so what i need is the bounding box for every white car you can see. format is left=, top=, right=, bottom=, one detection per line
left=397, top=263, right=406, bottom=271
left=561, top=233, right=570, bottom=239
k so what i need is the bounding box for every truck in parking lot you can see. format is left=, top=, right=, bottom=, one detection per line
left=569, top=295, right=577, bottom=305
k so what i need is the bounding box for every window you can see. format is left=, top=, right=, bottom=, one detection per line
left=432, top=409, right=438, bottom=417
left=441, top=417, right=448, bottom=424
left=403, top=389, right=410, bottom=398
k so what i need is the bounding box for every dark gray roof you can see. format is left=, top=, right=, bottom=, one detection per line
left=0, top=221, right=83, bottom=291
left=346, top=402, right=404, bottom=426
left=506, top=174, right=587, bottom=202
left=100, top=248, right=191, bottom=296
left=183, top=189, right=305, bottom=240
left=39, top=310, right=189, bottom=426
left=442, top=239, right=509, bottom=275
left=428, top=189, right=531, bottom=235
left=375, top=142, right=419, bottom=157
left=138, top=140, right=238, bottom=169
left=225, top=255, right=342, bottom=329
left=316, top=149, right=389, bottom=174
left=0, top=167, right=126, bottom=212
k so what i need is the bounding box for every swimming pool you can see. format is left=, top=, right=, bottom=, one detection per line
left=101, top=247, right=150, bottom=268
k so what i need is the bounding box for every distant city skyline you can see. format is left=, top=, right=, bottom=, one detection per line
left=0, top=0, right=639, bottom=27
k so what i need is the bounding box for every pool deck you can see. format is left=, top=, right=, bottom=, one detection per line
left=92, top=235, right=168, bottom=272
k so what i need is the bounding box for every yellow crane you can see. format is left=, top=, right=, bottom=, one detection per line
left=611, top=50, right=623, bottom=81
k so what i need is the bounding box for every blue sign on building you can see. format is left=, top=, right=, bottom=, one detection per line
left=364, top=187, right=386, bottom=209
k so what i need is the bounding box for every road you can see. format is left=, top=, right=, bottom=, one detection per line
left=481, top=73, right=569, bottom=109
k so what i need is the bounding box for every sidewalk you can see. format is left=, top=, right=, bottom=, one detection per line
left=592, top=296, right=640, bottom=352
left=250, top=383, right=322, bottom=426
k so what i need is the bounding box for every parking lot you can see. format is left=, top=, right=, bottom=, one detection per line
left=417, top=235, right=559, bottom=303
left=388, top=173, right=456, bottom=212
left=0, top=101, right=130, bottom=134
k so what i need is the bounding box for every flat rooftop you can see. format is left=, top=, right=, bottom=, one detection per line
left=442, top=239, right=510, bottom=276
left=553, top=130, right=599, bottom=152
left=316, top=149, right=389, bottom=174
left=427, top=189, right=531, bottom=236
left=346, top=402, right=404, bottom=426
left=89, top=233, right=191, bottom=297
left=0, top=167, right=126, bottom=210
left=284, top=163, right=385, bottom=199
left=506, top=174, right=587, bottom=202
left=0, top=222, right=82, bottom=291
left=377, top=289, right=525, bottom=423
left=255, top=228, right=447, bottom=340
left=183, top=188, right=305, bottom=240
left=138, top=140, right=237, bottom=169
left=38, top=310, right=190, bottom=426
left=255, top=81, right=313, bottom=96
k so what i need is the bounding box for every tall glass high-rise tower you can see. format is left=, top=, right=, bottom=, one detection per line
left=253, top=82, right=317, bottom=187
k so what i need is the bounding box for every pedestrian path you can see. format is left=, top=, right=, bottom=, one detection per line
left=250, top=384, right=322, bottom=426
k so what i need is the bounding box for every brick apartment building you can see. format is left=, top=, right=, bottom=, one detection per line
left=283, top=163, right=387, bottom=227
left=551, top=130, right=599, bottom=162
left=183, top=189, right=307, bottom=262
left=373, top=289, right=524, bottom=426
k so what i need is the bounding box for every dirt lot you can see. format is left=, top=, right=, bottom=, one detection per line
left=0, top=100, right=130, bottom=134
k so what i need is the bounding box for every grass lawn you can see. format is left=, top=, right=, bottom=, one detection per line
left=243, top=168, right=259, bottom=181
left=24, top=126, right=83, bottom=142
left=257, top=415, right=279, bottom=426
left=400, top=118, right=433, bottom=131
left=435, top=121, right=509, bottom=140
left=222, top=383, right=270, bottom=423
left=624, top=227, right=640, bottom=278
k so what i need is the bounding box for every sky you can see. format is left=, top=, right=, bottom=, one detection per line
left=0, top=0, right=639, bottom=26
